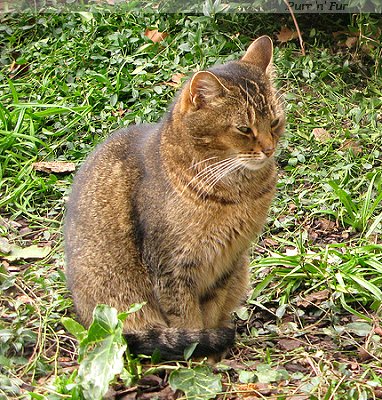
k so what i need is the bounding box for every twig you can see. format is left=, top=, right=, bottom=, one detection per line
left=282, top=0, right=306, bottom=56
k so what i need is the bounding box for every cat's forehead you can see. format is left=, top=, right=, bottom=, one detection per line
left=209, top=62, right=272, bottom=117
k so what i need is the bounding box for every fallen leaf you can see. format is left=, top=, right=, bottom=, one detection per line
left=33, top=161, right=76, bottom=174
left=285, top=247, right=299, bottom=256
left=317, top=218, right=336, bottom=231
left=139, top=385, right=177, bottom=400
left=165, top=73, right=186, bottom=88
left=346, top=36, right=358, bottom=48
left=9, top=60, right=30, bottom=79
left=234, top=382, right=272, bottom=397
left=276, top=26, right=299, bottom=43
left=312, top=127, right=331, bottom=142
left=16, top=294, right=33, bottom=304
left=346, top=322, right=372, bottom=337
left=374, top=326, right=382, bottom=336
left=278, top=338, right=302, bottom=351
left=297, top=289, right=330, bottom=308
left=374, top=387, right=382, bottom=398
left=339, top=139, right=362, bottom=155
left=144, top=29, right=168, bottom=43
left=0, top=237, right=11, bottom=254
left=171, top=73, right=185, bottom=84
left=358, top=347, right=372, bottom=362
left=3, top=244, right=51, bottom=261
left=332, top=31, right=348, bottom=38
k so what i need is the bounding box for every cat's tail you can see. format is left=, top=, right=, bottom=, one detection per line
left=124, top=327, right=235, bottom=360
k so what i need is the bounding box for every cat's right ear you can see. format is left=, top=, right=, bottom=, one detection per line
left=182, top=71, right=227, bottom=112
left=241, top=35, right=273, bottom=74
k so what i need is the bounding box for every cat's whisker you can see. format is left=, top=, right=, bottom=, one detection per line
left=198, top=159, right=243, bottom=197
left=192, top=158, right=240, bottom=199
left=188, top=156, right=218, bottom=171
left=203, top=162, right=243, bottom=194
left=180, top=157, right=238, bottom=197
left=188, top=157, right=238, bottom=186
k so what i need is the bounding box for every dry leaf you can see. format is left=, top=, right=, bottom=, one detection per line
left=234, top=382, right=272, bottom=397
left=339, top=139, right=362, bottom=155
left=276, top=26, right=299, bottom=43
left=278, top=338, right=302, bottom=351
left=16, top=294, right=33, bottom=304
left=0, top=237, right=11, bottom=254
left=285, top=247, right=299, bottom=257
left=312, top=127, right=331, bottom=142
left=374, top=326, right=382, bottom=336
left=166, top=73, right=186, bottom=87
left=317, top=218, right=336, bottom=231
left=9, top=60, right=30, bottom=79
left=144, top=29, right=168, bottom=43
left=171, top=73, right=185, bottom=84
left=358, top=347, right=372, bottom=362
left=345, top=36, right=358, bottom=48
left=33, top=161, right=76, bottom=174
left=297, top=289, right=330, bottom=308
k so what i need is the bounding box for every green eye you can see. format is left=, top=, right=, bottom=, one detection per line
left=237, top=126, right=252, bottom=134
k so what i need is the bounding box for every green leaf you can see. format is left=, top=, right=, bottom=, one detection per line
left=3, top=244, right=51, bottom=261
left=118, top=302, right=146, bottom=322
left=345, top=322, right=372, bottom=337
left=169, top=366, right=222, bottom=400
left=77, top=12, right=94, bottom=22
left=76, top=305, right=127, bottom=400
left=61, top=317, right=87, bottom=341
left=86, top=305, right=120, bottom=342
left=238, top=370, right=256, bottom=383
left=255, top=364, right=289, bottom=384
left=77, top=334, right=127, bottom=400
left=184, top=342, right=199, bottom=360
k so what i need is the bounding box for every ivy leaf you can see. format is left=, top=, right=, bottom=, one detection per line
left=3, top=244, right=51, bottom=261
left=346, top=322, right=372, bottom=337
left=86, top=304, right=120, bottom=342
left=75, top=305, right=127, bottom=400
left=238, top=370, right=256, bottom=384
left=169, top=365, right=222, bottom=400
left=255, top=364, right=289, bottom=384
left=184, top=342, right=199, bottom=361
left=61, top=317, right=87, bottom=341
left=77, top=334, right=127, bottom=400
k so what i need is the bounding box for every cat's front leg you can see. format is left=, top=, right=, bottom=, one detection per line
left=201, top=255, right=250, bottom=328
left=157, top=276, right=204, bottom=329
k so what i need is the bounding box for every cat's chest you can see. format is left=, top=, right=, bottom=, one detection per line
left=165, top=193, right=271, bottom=290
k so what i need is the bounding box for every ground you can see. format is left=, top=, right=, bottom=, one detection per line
left=0, top=9, right=381, bottom=400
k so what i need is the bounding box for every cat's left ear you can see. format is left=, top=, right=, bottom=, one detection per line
left=188, top=71, right=227, bottom=110
left=241, top=35, right=273, bottom=74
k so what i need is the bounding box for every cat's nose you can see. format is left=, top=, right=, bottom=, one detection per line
left=263, top=147, right=274, bottom=157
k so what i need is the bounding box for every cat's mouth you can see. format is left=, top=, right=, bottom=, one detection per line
left=236, top=153, right=271, bottom=171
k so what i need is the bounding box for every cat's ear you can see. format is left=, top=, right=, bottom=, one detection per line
left=241, top=35, right=273, bottom=73
left=187, top=71, right=227, bottom=110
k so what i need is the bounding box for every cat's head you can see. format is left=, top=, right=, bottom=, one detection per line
left=172, top=35, right=285, bottom=172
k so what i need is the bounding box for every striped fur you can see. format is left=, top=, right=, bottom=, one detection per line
left=64, top=36, right=285, bottom=360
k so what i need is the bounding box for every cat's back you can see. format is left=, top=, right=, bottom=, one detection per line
left=64, top=123, right=160, bottom=281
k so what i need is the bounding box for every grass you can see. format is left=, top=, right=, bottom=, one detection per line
left=0, top=7, right=381, bottom=400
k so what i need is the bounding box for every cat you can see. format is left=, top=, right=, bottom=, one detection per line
left=64, top=35, right=285, bottom=360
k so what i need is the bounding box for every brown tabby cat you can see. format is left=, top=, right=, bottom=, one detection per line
left=64, top=35, right=285, bottom=360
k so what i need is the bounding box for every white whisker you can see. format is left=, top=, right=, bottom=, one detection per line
left=181, top=157, right=238, bottom=196
left=188, top=156, right=218, bottom=170
left=203, top=161, right=243, bottom=194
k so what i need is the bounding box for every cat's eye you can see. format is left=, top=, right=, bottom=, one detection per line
left=237, top=126, right=252, bottom=134
left=271, top=118, right=280, bottom=129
